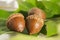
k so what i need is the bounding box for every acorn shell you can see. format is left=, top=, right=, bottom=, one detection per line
left=7, top=13, right=25, bottom=32
left=26, top=15, right=44, bottom=34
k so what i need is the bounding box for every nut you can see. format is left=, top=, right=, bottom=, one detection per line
left=28, top=7, right=46, bottom=20
left=7, top=13, right=25, bottom=32
left=26, top=15, right=44, bottom=34
left=26, top=8, right=46, bottom=34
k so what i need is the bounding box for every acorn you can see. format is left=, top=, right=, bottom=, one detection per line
left=7, top=13, right=25, bottom=32
left=26, top=15, right=44, bottom=34
left=28, top=7, right=46, bottom=20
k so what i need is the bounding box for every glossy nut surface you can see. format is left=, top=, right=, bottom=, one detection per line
left=7, top=13, right=25, bottom=32
left=28, top=8, right=46, bottom=20
left=26, top=15, right=44, bottom=34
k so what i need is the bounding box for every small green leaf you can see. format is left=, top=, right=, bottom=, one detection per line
left=45, top=20, right=57, bottom=37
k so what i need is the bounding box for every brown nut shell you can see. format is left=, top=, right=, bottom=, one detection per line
left=7, top=13, right=25, bottom=32
left=28, top=8, right=46, bottom=20
left=26, top=15, right=44, bottom=34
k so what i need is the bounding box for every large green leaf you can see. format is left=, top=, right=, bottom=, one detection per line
left=0, top=10, right=16, bottom=20
left=36, top=1, right=46, bottom=10
left=50, top=0, right=60, bottom=3
left=17, top=0, right=60, bottom=18
left=16, top=0, right=37, bottom=18
left=26, top=0, right=37, bottom=6
left=37, top=1, right=60, bottom=18
left=17, top=0, right=37, bottom=12
left=0, top=10, right=11, bottom=19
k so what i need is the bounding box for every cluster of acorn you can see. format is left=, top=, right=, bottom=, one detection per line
left=6, top=8, right=46, bottom=35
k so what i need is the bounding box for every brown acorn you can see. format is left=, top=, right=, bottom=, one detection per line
left=28, top=7, right=46, bottom=20
left=7, top=13, right=25, bottom=32
left=26, top=15, right=44, bottom=34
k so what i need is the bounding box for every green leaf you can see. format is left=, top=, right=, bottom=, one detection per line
left=42, top=1, right=60, bottom=14
left=50, top=0, right=60, bottom=3
left=0, top=10, right=13, bottom=19
left=17, top=0, right=60, bottom=18
left=36, top=1, right=46, bottom=10
left=17, top=0, right=37, bottom=12
left=45, top=20, right=57, bottom=37
left=0, top=19, right=10, bottom=34
left=26, top=0, right=37, bottom=6
left=45, top=2, right=60, bottom=16
left=36, top=1, right=54, bottom=18
left=0, top=10, right=9, bottom=19
left=36, top=1, right=60, bottom=18
left=16, top=0, right=37, bottom=18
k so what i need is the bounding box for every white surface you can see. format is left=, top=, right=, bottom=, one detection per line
left=0, top=0, right=18, bottom=11
left=0, top=34, right=10, bottom=40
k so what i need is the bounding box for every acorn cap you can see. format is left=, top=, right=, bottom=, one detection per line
left=7, top=13, right=24, bottom=23
left=28, top=7, right=46, bottom=20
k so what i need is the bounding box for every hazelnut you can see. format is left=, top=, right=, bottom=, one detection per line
left=28, top=8, right=46, bottom=20
left=26, top=15, right=44, bottom=34
left=7, top=13, right=25, bottom=32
